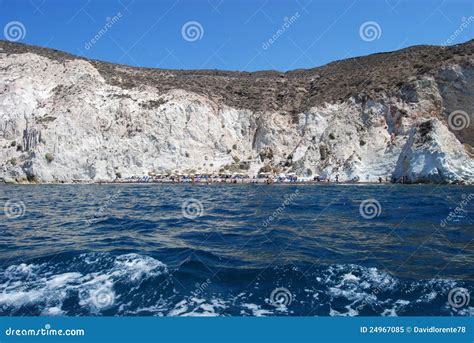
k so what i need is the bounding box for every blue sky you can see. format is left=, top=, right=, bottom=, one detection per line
left=1, top=0, right=473, bottom=71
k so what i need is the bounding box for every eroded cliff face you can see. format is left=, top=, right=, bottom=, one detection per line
left=0, top=41, right=473, bottom=183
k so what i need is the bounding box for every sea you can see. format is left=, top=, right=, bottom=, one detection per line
left=0, top=184, right=472, bottom=316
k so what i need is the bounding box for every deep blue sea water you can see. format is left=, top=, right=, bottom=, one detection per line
left=0, top=184, right=472, bottom=316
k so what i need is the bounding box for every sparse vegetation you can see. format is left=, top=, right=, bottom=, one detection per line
left=259, top=164, right=273, bottom=173
left=45, top=153, right=54, bottom=163
left=2, top=39, right=470, bottom=123
left=319, top=144, right=330, bottom=161
left=463, top=143, right=474, bottom=157
left=239, top=162, right=250, bottom=170
left=37, top=116, right=57, bottom=123
left=259, top=147, right=274, bottom=161
left=139, top=99, right=166, bottom=109
left=419, top=120, right=433, bottom=137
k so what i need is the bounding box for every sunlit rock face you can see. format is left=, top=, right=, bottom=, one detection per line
left=0, top=40, right=473, bottom=183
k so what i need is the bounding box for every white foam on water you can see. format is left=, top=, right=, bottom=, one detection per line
left=308, top=264, right=470, bottom=316
left=167, top=297, right=227, bottom=317
left=380, top=299, right=411, bottom=317
left=0, top=253, right=168, bottom=315
left=0, top=259, right=470, bottom=316
left=42, top=306, right=64, bottom=316
left=114, top=254, right=167, bottom=281
left=329, top=305, right=359, bottom=317
left=240, top=303, right=274, bottom=316
left=46, top=272, right=82, bottom=288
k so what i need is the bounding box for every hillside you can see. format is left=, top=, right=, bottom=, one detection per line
left=0, top=40, right=473, bottom=183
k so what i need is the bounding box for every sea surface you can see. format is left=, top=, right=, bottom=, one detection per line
left=0, top=184, right=472, bottom=316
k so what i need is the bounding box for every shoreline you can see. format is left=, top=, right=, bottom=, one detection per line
left=2, top=173, right=472, bottom=186
left=1, top=179, right=471, bottom=186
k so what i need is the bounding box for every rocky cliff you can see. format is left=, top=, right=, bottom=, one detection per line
left=0, top=40, right=473, bottom=183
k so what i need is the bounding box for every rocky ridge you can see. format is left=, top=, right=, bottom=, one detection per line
left=0, top=40, right=473, bottom=183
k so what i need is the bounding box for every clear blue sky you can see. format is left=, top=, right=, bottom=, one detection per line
left=1, top=0, right=473, bottom=71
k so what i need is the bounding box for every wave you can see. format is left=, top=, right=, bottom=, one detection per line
left=0, top=253, right=168, bottom=316
left=0, top=253, right=471, bottom=316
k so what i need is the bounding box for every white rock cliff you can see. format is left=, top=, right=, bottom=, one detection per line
left=0, top=41, right=473, bottom=183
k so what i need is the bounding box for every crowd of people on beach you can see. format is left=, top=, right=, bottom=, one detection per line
left=109, top=173, right=411, bottom=184
left=115, top=174, right=302, bottom=184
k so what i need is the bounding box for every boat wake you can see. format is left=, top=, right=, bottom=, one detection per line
left=0, top=253, right=471, bottom=316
